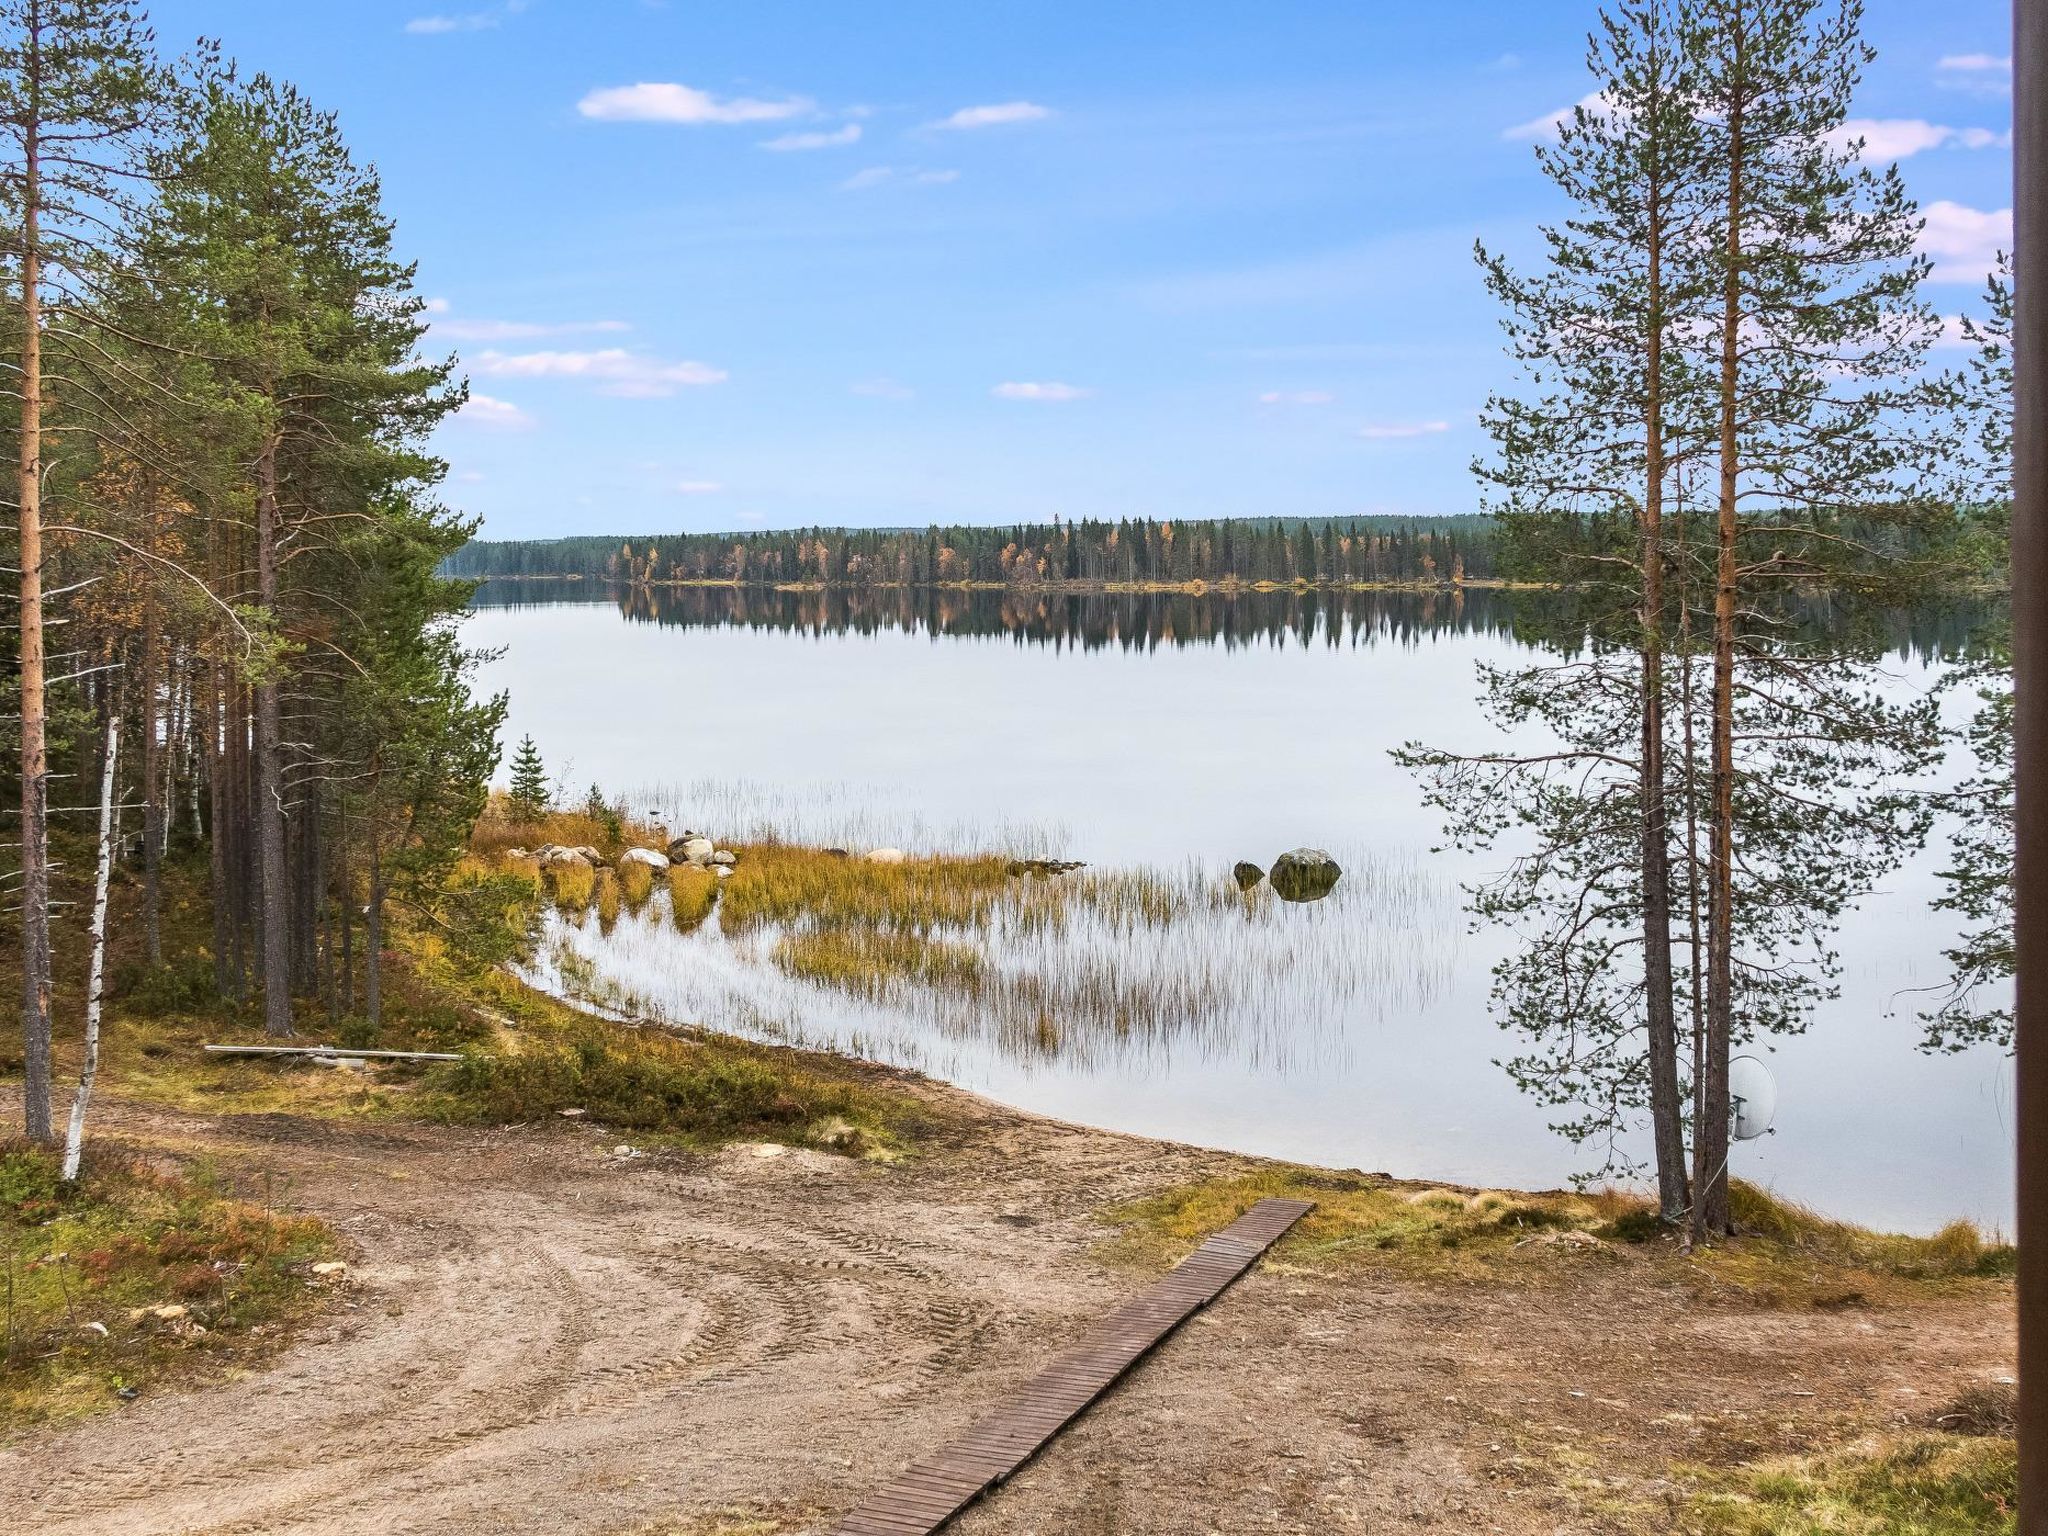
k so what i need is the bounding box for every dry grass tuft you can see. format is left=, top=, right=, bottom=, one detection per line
left=1932, top=1381, right=2017, bottom=1439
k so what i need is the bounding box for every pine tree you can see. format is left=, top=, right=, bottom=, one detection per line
left=1925, top=255, right=2015, bottom=1052
left=1685, top=0, right=1953, bottom=1237
left=153, top=69, right=460, bottom=1036
left=1400, top=0, right=1708, bottom=1212
left=0, top=0, right=171, bottom=1140
left=508, top=734, right=549, bottom=821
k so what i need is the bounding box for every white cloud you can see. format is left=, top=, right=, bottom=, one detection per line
left=1503, top=91, right=1609, bottom=142
left=761, top=123, right=861, bottom=151
left=474, top=348, right=728, bottom=397
left=993, top=381, right=1089, bottom=402
left=578, top=82, right=812, bottom=125
left=851, top=377, right=914, bottom=400
left=1359, top=420, right=1450, bottom=440
left=930, top=101, right=1052, bottom=131
left=1937, top=53, right=2012, bottom=96
left=423, top=296, right=451, bottom=314
left=406, top=12, right=495, bottom=33
left=1827, top=118, right=2008, bottom=159
left=1918, top=199, right=2012, bottom=284
left=406, top=0, right=526, bottom=34
left=840, top=165, right=958, bottom=191
left=1258, top=390, right=1334, bottom=405
left=673, top=480, right=723, bottom=495
left=436, top=316, right=631, bottom=342
left=457, top=470, right=487, bottom=482
left=457, top=393, right=537, bottom=430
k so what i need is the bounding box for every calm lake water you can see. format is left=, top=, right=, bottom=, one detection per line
left=466, top=580, right=2013, bottom=1235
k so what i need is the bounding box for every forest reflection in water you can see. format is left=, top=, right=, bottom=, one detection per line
left=470, top=576, right=1994, bottom=664
left=467, top=579, right=2013, bottom=1233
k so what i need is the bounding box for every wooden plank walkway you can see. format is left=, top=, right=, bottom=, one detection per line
left=827, top=1197, right=1315, bottom=1536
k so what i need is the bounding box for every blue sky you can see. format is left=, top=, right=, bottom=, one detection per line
left=150, top=0, right=2016, bottom=540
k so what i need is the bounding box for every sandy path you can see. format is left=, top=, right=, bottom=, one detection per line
left=0, top=1095, right=2013, bottom=1536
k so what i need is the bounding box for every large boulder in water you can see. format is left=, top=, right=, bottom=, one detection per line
left=1231, top=861, right=1265, bottom=892
left=1269, top=848, right=1340, bottom=903
left=620, top=846, right=670, bottom=871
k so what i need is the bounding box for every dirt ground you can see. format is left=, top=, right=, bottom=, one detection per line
left=0, top=1086, right=2014, bottom=1536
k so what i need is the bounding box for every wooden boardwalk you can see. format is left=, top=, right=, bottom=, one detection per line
left=827, top=1197, right=1315, bottom=1536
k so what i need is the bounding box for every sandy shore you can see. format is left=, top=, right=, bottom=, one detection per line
left=0, top=1077, right=2014, bottom=1535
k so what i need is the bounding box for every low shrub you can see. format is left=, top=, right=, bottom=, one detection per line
left=112, top=956, right=218, bottom=1018
left=432, top=1023, right=870, bottom=1144
left=1, top=1142, right=338, bottom=1427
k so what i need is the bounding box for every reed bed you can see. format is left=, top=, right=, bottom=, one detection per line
left=627, top=776, right=1073, bottom=859
left=521, top=837, right=1457, bottom=1084
left=717, top=843, right=1015, bottom=936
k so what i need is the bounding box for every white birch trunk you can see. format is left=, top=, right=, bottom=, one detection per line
left=62, top=708, right=121, bottom=1182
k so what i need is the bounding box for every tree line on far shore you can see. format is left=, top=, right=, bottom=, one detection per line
left=441, top=513, right=1502, bottom=588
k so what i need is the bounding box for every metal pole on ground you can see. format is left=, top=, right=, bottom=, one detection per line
left=2016, top=2, right=2045, bottom=1530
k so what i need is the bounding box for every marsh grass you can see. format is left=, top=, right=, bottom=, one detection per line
left=529, top=840, right=1453, bottom=1079
left=1675, top=1433, right=2015, bottom=1535
left=776, top=928, right=985, bottom=999
left=548, top=859, right=596, bottom=909
left=1099, top=1169, right=2014, bottom=1306
left=619, top=859, right=656, bottom=909
left=1725, top=1182, right=2013, bottom=1280
left=1, top=1143, right=338, bottom=1428
left=717, top=844, right=1015, bottom=937
left=1097, top=1166, right=1640, bottom=1277
left=666, top=865, right=720, bottom=932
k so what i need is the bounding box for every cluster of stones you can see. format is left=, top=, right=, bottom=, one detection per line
left=1231, top=847, right=1342, bottom=903
left=507, top=831, right=741, bottom=880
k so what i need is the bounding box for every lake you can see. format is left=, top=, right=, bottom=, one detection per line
left=466, top=580, right=2013, bottom=1235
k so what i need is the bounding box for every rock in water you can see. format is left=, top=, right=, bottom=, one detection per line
left=710, top=850, right=737, bottom=868
left=677, top=835, right=714, bottom=867
left=1232, top=861, right=1265, bottom=891
left=619, top=846, right=670, bottom=870
left=1269, top=848, right=1340, bottom=903
left=864, top=847, right=908, bottom=865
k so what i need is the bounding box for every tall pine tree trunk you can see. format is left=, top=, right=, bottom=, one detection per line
left=365, top=826, right=383, bottom=1030
left=254, top=436, right=293, bottom=1036
left=17, top=109, right=52, bottom=1144
left=1641, top=183, right=1688, bottom=1223
left=140, top=555, right=164, bottom=967
left=1696, top=62, right=1746, bottom=1243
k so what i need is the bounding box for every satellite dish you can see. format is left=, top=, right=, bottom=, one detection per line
left=1728, top=1055, right=1778, bottom=1141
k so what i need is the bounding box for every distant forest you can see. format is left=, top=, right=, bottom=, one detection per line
left=442, top=513, right=1500, bottom=587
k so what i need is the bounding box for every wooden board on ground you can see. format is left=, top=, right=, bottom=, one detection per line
left=827, top=1196, right=1315, bottom=1535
